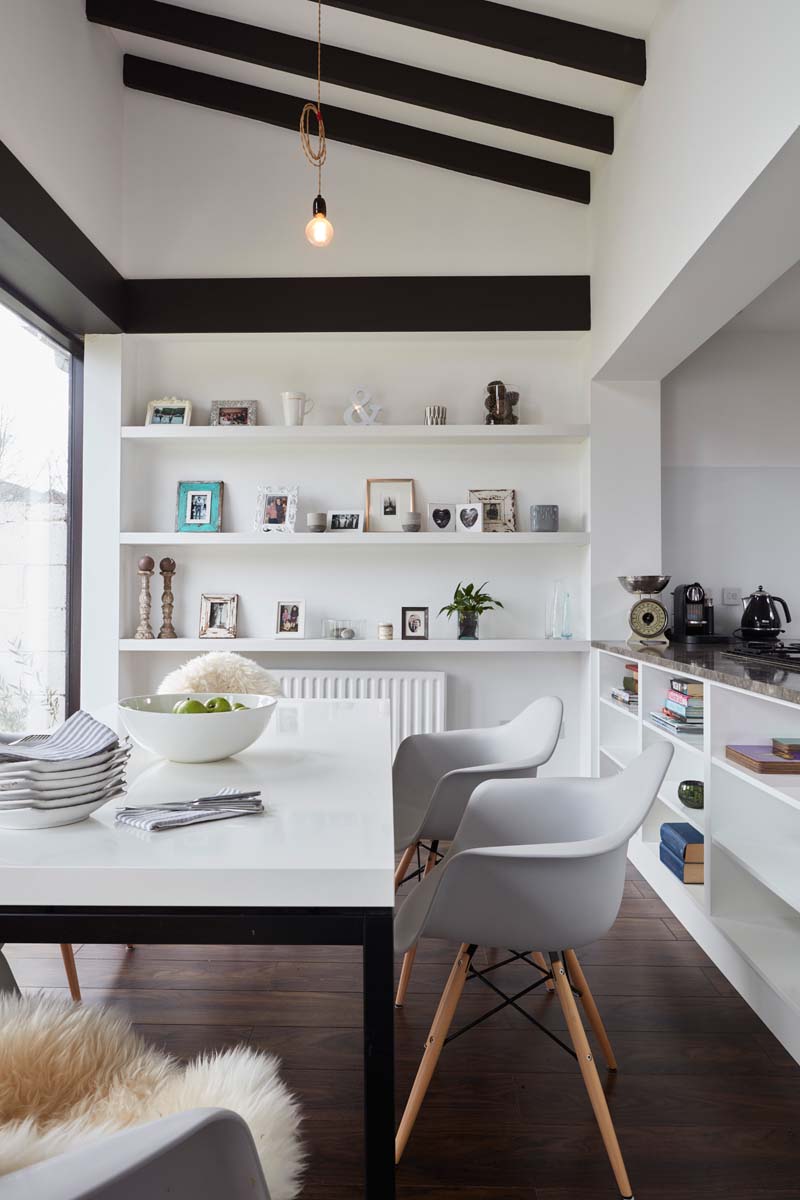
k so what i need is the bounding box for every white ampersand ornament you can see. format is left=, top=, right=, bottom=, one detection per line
left=344, top=386, right=383, bottom=426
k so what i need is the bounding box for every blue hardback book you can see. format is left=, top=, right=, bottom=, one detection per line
left=660, top=822, right=704, bottom=860
left=659, top=841, right=703, bottom=883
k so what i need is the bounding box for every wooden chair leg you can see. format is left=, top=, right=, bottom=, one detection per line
left=395, top=842, right=438, bottom=1008
left=565, top=948, right=617, bottom=1071
left=59, top=944, right=81, bottom=1002
left=394, top=844, right=416, bottom=892
left=396, top=943, right=473, bottom=1163
left=531, top=950, right=555, bottom=992
left=550, top=953, right=632, bottom=1199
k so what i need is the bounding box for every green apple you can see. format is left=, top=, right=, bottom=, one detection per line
left=233, top=702, right=247, bottom=710
left=173, top=698, right=207, bottom=715
left=205, top=696, right=232, bottom=713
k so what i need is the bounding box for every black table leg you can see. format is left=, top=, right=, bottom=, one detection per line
left=363, top=910, right=395, bottom=1199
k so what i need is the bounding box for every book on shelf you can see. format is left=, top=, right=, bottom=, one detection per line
left=649, top=712, right=703, bottom=736
left=666, top=688, right=703, bottom=708
left=663, top=700, right=703, bottom=721
left=670, top=679, right=703, bottom=697
left=660, top=821, right=704, bottom=862
left=725, top=744, right=800, bottom=775
left=659, top=841, right=704, bottom=884
left=610, top=687, right=638, bottom=706
left=772, top=738, right=800, bottom=760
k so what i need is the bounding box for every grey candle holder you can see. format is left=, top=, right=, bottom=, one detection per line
left=530, top=504, right=559, bottom=533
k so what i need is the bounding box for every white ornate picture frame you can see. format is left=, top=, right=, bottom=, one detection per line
left=254, top=485, right=299, bottom=533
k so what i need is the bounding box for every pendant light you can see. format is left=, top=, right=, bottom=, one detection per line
left=300, top=1, right=334, bottom=247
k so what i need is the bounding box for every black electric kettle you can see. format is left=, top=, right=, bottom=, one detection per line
left=737, top=586, right=792, bottom=641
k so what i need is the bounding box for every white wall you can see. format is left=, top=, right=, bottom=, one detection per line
left=662, top=329, right=800, bottom=635
left=591, top=0, right=800, bottom=376
left=0, top=0, right=123, bottom=267
left=121, top=91, right=590, bottom=278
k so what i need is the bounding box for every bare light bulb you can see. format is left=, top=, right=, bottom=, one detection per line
left=305, top=194, right=334, bottom=247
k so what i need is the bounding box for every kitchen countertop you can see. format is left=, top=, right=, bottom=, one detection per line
left=592, top=640, right=800, bottom=705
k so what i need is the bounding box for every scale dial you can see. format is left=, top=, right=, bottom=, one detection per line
left=629, top=597, right=669, bottom=639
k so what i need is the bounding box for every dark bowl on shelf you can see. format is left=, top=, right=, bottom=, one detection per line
left=678, top=780, right=704, bottom=810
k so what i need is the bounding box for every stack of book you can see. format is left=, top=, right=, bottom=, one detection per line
left=649, top=678, right=703, bottom=738
left=611, top=663, right=639, bottom=711
left=726, top=743, right=800, bottom=774
left=659, top=821, right=704, bottom=884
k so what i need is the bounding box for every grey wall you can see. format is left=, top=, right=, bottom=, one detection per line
left=661, top=329, right=800, bottom=637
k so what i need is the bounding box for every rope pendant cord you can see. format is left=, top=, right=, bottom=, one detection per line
left=299, top=0, right=327, bottom=194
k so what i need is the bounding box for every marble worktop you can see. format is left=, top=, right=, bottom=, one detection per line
left=592, top=640, right=800, bottom=705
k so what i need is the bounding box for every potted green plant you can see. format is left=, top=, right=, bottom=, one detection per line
left=439, top=581, right=504, bottom=640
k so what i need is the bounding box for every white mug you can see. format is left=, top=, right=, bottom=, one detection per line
left=281, top=391, right=314, bottom=426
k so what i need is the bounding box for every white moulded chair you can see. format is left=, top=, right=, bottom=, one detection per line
left=0, top=1109, right=271, bottom=1200
left=394, top=741, right=673, bottom=1200
left=392, top=696, right=563, bottom=1004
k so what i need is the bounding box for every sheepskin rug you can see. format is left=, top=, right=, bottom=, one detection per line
left=159, top=652, right=283, bottom=698
left=0, top=995, right=304, bottom=1198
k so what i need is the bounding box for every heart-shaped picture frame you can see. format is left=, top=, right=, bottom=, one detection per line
left=459, top=506, right=479, bottom=529
left=432, top=507, right=452, bottom=529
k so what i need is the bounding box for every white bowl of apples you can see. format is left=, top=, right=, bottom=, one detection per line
left=118, top=693, right=278, bottom=763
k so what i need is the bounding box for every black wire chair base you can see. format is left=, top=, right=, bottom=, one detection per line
left=399, top=840, right=446, bottom=888
left=444, top=946, right=581, bottom=1062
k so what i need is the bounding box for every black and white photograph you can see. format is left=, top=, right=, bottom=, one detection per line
left=456, top=501, right=484, bottom=533
left=175, top=480, right=224, bottom=533
left=366, top=478, right=415, bottom=532
left=468, top=488, right=516, bottom=533
left=199, top=592, right=238, bottom=639
left=401, top=606, right=429, bottom=640
left=255, top=484, right=298, bottom=533
left=187, top=490, right=210, bottom=524
left=327, top=510, right=364, bottom=532
left=275, top=600, right=305, bottom=638
left=146, top=396, right=192, bottom=426
left=210, top=400, right=257, bottom=426
left=428, top=502, right=456, bottom=532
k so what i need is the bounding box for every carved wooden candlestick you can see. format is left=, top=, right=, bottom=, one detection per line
left=158, top=557, right=177, bottom=639
left=135, top=556, right=155, bottom=640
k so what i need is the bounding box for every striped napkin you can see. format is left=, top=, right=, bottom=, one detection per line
left=115, top=787, right=264, bottom=832
left=0, top=711, right=120, bottom=762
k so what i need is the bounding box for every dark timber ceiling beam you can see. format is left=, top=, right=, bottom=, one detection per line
left=314, top=1, right=647, bottom=86
left=87, top=0, right=612, bottom=153
left=123, top=56, right=590, bottom=202
left=124, top=276, right=591, bottom=333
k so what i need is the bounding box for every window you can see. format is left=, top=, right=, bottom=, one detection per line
left=0, top=300, right=79, bottom=731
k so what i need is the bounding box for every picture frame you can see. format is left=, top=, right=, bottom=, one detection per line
left=428, top=502, right=456, bottom=533
left=146, top=396, right=192, bottom=426
left=176, top=481, right=224, bottom=533
left=365, top=478, right=415, bottom=533
left=199, top=593, right=238, bottom=639
left=402, top=606, right=429, bottom=640
left=276, top=600, right=305, bottom=638
left=327, top=510, right=364, bottom=532
left=456, top=501, right=484, bottom=534
left=255, top=485, right=298, bottom=533
left=210, top=400, right=257, bottom=427
left=468, top=489, right=516, bottom=533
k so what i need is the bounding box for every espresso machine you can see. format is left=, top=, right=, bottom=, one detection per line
left=671, top=582, right=730, bottom=645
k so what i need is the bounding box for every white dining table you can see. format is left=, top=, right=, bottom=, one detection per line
left=0, top=698, right=396, bottom=1198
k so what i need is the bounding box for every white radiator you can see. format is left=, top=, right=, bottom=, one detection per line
left=277, top=668, right=446, bottom=753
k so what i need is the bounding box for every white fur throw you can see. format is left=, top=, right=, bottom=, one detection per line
left=0, top=995, right=304, bottom=1198
left=159, top=652, right=283, bottom=698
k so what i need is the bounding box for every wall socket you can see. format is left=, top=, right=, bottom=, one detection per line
left=722, top=587, right=742, bottom=606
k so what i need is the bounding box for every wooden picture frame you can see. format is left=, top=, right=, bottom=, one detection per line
left=199, top=593, right=238, bottom=638
left=468, top=488, right=516, bottom=533
left=176, top=481, right=224, bottom=533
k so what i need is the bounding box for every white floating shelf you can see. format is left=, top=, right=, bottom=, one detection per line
left=642, top=718, right=704, bottom=756
left=119, top=531, right=590, bottom=546
left=599, top=744, right=638, bottom=770
left=599, top=695, right=638, bottom=722
left=121, top=424, right=589, bottom=446
left=716, top=916, right=800, bottom=1013
left=119, top=638, right=590, bottom=654
left=711, top=754, right=800, bottom=814
left=715, top=832, right=800, bottom=916
left=655, top=784, right=705, bottom=834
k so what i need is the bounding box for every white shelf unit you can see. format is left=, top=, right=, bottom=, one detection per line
left=119, top=531, right=590, bottom=547
left=83, top=331, right=593, bottom=743
left=121, top=423, right=589, bottom=446
left=593, top=646, right=800, bottom=1063
left=120, top=638, right=590, bottom=654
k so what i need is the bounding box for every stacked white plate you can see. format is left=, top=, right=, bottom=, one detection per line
left=0, top=712, right=131, bottom=829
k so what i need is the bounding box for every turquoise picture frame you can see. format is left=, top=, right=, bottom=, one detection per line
left=176, top=480, right=224, bottom=533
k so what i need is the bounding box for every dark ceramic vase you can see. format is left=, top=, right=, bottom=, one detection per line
left=458, top=613, right=479, bottom=640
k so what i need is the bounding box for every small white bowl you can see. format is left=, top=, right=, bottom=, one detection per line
left=119, top=694, right=278, bottom=763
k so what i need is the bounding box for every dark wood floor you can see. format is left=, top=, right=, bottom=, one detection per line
left=8, top=862, right=800, bottom=1199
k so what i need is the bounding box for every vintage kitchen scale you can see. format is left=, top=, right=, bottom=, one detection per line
left=618, top=575, right=671, bottom=647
